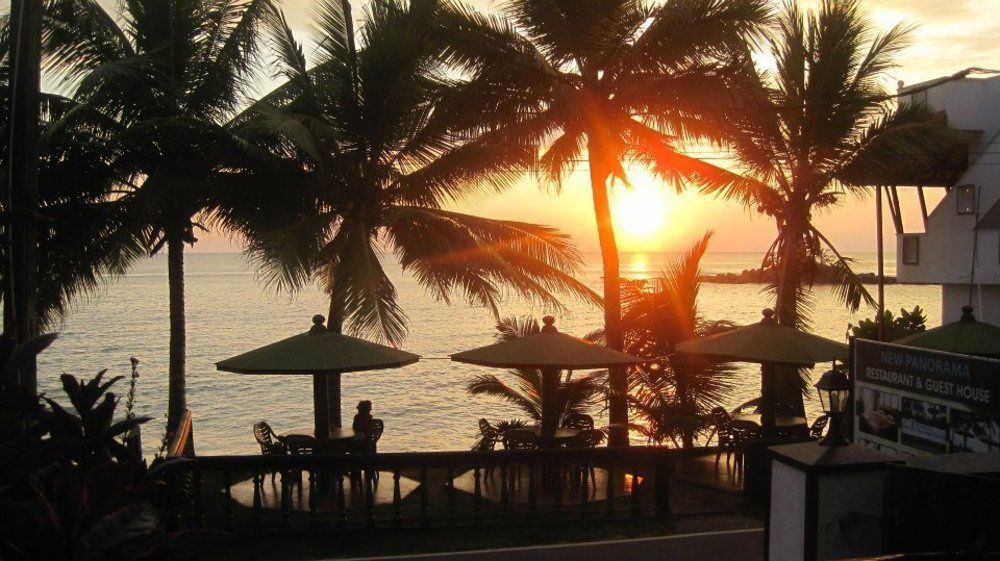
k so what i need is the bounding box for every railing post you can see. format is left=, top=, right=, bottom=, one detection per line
left=223, top=468, right=233, bottom=532
left=419, top=466, right=429, bottom=528
left=654, top=453, right=671, bottom=518
left=165, top=466, right=180, bottom=532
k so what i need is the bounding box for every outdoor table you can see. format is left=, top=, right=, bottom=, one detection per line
left=530, top=426, right=581, bottom=446
left=282, top=427, right=360, bottom=454
left=284, top=427, right=359, bottom=442
left=732, top=414, right=808, bottom=435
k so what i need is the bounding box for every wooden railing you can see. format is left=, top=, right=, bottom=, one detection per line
left=160, top=446, right=718, bottom=534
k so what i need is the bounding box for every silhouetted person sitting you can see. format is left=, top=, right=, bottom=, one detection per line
left=352, top=400, right=374, bottom=434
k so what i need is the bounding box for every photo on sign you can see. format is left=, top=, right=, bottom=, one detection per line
left=900, top=397, right=948, bottom=453
left=950, top=410, right=1000, bottom=453
left=857, top=386, right=900, bottom=442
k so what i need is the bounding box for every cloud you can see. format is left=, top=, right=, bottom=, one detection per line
left=847, top=0, right=1000, bottom=86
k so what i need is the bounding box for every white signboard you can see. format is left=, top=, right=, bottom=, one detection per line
left=852, top=339, right=1000, bottom=457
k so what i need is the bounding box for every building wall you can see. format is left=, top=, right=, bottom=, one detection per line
left=895, top=75, right=1000, bottom=313
left=942, top=283, right=1000, bottom=324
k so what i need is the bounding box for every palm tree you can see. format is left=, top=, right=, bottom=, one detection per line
left=706, top=0, right=960, bottom=410
left=41, top=0, right=278, bottom=432
left=217, top=1, right=600, bottom=418
left=1, top=13, right=144, bottom=336
left=466, top=316, right=604, bottom=424
left=603, top=233, right=735, bottom=447
left=434, top=0, right=769, bottom=444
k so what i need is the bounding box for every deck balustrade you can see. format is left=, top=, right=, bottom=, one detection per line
left=161, top=446, right=720, bottom=534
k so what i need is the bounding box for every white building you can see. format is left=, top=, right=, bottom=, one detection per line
left=893, top=70, right=1000, bottom=326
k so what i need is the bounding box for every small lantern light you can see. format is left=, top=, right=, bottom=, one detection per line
left=814, top=369, right=851, bottom=446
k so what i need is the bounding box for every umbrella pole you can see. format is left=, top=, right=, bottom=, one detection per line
left=540, top=369, right=559, bottom=440
left=327, top=371, right=343, bottom=429
left=313, top=373, right=330, bottom=440
left=760, top=363, right=777, bottom=434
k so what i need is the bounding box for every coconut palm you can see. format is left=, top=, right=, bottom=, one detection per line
left=434, top=0, right=769, bottom=444
left=1, top=14, right=145, bottom=335
left=711, top=0, right=963, bottom=328
left=706, top=0, right=960, bottom=410
left=41, top=0, right=278, bottom=432
left=598, top=233, right=735, bottom=447
left=218, top=0, right=600, bottom=351
left=222, top=1, right=600, bottom=426
left=466, top=316, right=605, bottom=424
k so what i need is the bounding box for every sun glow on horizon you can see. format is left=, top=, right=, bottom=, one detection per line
left=611, top=179, right=674, bottom=251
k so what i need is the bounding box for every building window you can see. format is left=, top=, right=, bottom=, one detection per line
left=956, top=185, right=976, bottom=215
left=911, top=90, right=928, bottom=105
left=902, top=235, right=920, bottom=265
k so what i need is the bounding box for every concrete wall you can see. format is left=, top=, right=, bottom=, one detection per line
left=815, top=471, right=885, bottom=561
left=769, top=461, right=806, bottom=561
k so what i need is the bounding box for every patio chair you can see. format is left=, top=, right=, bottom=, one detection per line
left=502, top=429, right=540, bottom=487
left=345, top=419, right=385, bottom=482
left=504, top=429, right=540, bottom=450
left=282, top=434, right=319, bottom=455
left=730, top=398, right=761, bottom=417
left=474, top=418, right=502, bottom=452
left=710, top=407, right=742, bottom=470
left=567, top=429, right=605, bottom=488
left=809, top=415, right=830, bottom=439
left=358, top=419, right=384, bottom=453
left=561, top=413, right=595, bottom=431
left=253, top=421, right=287, bottom=483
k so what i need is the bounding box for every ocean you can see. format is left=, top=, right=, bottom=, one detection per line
left=34, top=251, right=940, bottom=456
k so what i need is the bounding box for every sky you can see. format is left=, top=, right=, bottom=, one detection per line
left=106, top=0, right=1000, bottom=254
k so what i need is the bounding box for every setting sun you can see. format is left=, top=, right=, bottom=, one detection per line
left=612, top=180, right=672, bottom=250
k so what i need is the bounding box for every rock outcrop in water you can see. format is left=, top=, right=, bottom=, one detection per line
left=699, top=262, right=895, bottom=285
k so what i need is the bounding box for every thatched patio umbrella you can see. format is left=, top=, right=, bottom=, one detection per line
left=451, top=316, right=644, bottom=440
left=894, top=306, right=1000, bottom=358
left=675, top=309, right=847, bottom=430
left=217, top=315, right=419, bottom=439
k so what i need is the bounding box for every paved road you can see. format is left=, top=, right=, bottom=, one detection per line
left=342, top=528, right=764, bottom=561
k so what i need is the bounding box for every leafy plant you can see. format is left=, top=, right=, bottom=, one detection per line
left=466, top=316, right=604, bottom=424
left=849, top=306, right=927, bottom=341
left=606, top=233, right=736, bottom=447
left=120, top=358, right=140, bottom=446
left=0, top=334, right=210, bottom=561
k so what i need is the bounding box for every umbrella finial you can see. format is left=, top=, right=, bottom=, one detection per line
left=961, top=305, right=976, bottom=322
left=761, top=308, right=776, bottom=324
left=310, top=314, right=327, bottom=334
left=541, top=315, right=558, bottom=334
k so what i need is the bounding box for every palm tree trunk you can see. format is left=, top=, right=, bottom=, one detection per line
left=326, top=297, right=345, bottom=429
left=166, top=231, right=187, bottom=433
left=588, top=147, right=627, bottom=446
left=773, top=227, right=807, bottom=417
left=676, top=375, right=694, bottom=448
left=4, top=0, right=42, bottom=393
left=774, top=238, right=802, bottom=329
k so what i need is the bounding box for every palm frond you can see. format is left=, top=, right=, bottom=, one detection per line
left=384, top=206, right=601, bottom=316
